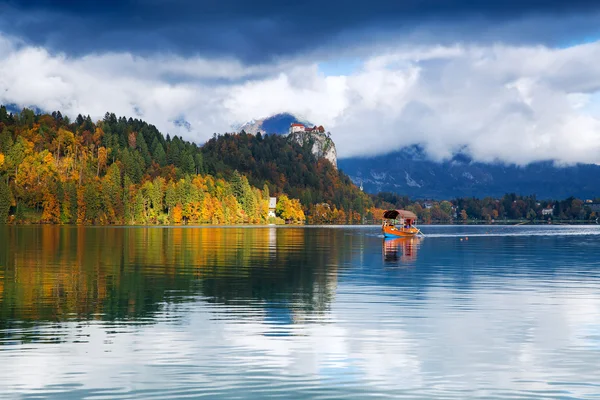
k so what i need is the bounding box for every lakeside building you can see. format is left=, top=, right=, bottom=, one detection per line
left=268, top=197, right=277, bottom=218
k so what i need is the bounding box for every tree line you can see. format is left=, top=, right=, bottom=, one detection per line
left=201, top=131, right=372, bottom=217
left=370, top=192, right=600, bottom=223
left=0, top=106, right=311, bottom=224
left=2, top=105, right=596, bottom=226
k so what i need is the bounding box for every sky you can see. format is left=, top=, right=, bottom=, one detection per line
left=2, top=0, right=600, bottom=164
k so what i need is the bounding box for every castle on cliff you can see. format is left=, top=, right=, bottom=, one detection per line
left=287, top=123, right=337, bottom=168
left=289, top=123, right=328, bottom=135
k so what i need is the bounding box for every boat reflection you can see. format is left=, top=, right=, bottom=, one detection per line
left=383, top=237, right=422, bottom=264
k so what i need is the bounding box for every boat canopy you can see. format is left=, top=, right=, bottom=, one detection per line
left=383, top=209, right=417, bottom=220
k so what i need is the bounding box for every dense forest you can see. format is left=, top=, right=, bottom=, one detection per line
left=201, top=131, right=372, bottom=222
left=0, top=106, right=311, bottom=225
left=1, top=105, right=597, bottom=226
left=371, top=192, right=600, bottom=223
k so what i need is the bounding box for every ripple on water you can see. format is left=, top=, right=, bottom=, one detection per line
left=1, top=225, right=600, bottom=399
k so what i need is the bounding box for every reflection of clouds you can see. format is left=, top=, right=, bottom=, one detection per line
left=223, top=319, right=349, bottom=374
left=416, top=279, right=600, bottom=394
left=332, top=280, right=600, bottom=394
left=1, top=278, right=600, bottom=398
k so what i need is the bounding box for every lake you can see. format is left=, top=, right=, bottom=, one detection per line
left=1, top=225, right=600, bottom=399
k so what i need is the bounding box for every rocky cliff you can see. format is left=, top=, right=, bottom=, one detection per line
left=288, top=130, right=337, bottom=169
left=235, top=113, right=338, bottom=168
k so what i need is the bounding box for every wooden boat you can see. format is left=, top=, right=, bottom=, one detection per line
left=382, top=209, right=420, bottom=238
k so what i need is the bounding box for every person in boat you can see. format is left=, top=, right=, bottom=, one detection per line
left=382, top=209, right=419, bottom=237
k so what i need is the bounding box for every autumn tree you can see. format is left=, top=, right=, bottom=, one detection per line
left=41, top=190, right=61, bottom=224
left=172, top=204, right=183, bottom=224
left=97, top=146, right=108, bottom=176
left=276, top=194, right=305, bottom=223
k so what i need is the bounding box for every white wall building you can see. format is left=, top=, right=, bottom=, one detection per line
left=290, top=123, right=305, bottom=134
left=268, top=197, right=277, bottom=218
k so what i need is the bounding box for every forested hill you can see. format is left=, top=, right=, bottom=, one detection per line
left=0, top=106, right=312, bottom=224
left=201, top=132, right=371, bottom=218
left=0, top=106, right=369, bottom=225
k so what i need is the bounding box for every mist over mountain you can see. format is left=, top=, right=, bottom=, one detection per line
left=234, top=113, right=600, bottom=200
left=338, top=146, right=600, bottom=199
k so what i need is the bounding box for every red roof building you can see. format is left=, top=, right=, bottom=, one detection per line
left=289, top=122, right=327, bottom=134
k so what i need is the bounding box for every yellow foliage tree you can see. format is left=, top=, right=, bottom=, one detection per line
left=76, top=186, right=86, bottom=224
left=211, top=197, right=225, bottom=224
left=97, top=146, right=108, bottom=176
left=172, top=204, right=183, bottom=224
left=276, top=194, right=305, bottom=223
left=41, top=191, right=61, bottom=223
left=201, top=195, right=215, bottom=223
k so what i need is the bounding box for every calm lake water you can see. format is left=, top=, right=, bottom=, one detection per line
left=1, top=225, right=600, bottom=399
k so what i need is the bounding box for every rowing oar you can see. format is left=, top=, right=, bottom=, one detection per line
left=417, top=228, right=426, bottom=237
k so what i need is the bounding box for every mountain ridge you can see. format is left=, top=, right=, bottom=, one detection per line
left=338, top=146, right=600, bottom=199
left=234, top=112, right=600, bottom=199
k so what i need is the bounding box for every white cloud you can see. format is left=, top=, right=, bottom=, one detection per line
left=2, top=32, right=600, bottom=164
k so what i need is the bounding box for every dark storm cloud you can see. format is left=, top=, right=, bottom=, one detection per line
left=2, top=0, right=600, bottom=61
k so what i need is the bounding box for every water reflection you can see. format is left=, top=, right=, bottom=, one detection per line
left=382, top=237, right=422, bottom=264
left=1, top=225, right=600, bottom=399
left=0, top=226, right=352, bottom=328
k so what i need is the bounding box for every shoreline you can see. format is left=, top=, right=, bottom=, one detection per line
left=2, top=220, right=599, bottom=227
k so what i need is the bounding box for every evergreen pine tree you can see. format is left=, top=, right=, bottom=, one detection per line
left=0, top=179, right=11, bottom=223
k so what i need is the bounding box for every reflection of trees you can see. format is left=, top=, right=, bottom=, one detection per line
left=0, top=226, right=344, bottom=328
left=201, top=227, right=345, bottom=314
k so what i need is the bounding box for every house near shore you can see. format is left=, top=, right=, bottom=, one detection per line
left=268, top=197, right=277, bottom=218
left=542, top=206, right=554, bottom=216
